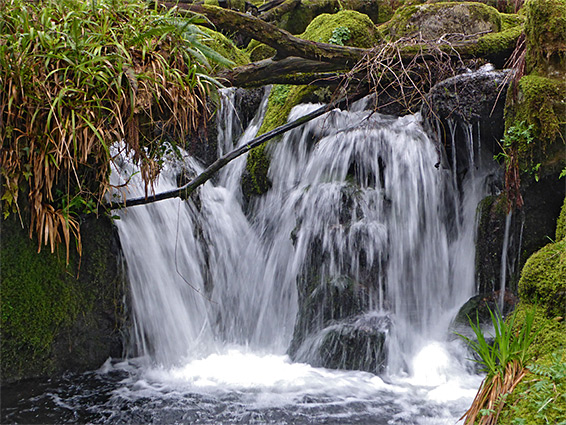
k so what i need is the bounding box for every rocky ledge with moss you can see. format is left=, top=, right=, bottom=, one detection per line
left=1, top=215, right=128, bottom=384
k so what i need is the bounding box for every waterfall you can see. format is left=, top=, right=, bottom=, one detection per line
left=108, top=88, right=491, bottom=415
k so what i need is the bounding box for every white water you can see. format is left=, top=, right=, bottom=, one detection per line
left=107, top=88, right=493, bottom=423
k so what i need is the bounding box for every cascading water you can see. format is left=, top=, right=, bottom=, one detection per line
left=2, top=87, right=497, bottom=424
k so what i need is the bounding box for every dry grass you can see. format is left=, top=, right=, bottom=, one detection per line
left=1, top=0, right=224, bottom=259
left=338, top=34, right=478, bottom=115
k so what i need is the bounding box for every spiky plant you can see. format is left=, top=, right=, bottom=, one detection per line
left=457, top=307, right=541, bottom=425
left=0, top=0, right=231, bottom=260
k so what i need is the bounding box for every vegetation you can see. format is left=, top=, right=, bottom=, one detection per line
left=457, top=307, right=541, bottom=425
left=0, top=0, right=226, bottom=258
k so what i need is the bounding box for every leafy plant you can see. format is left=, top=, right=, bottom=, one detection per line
left=457, top=306, right=542, bottom=425
left=0, top=0, right=226, bottom=259
left=493, top=121, right=535, bottom=210
left=523, top=353, right=566, bottom=424
left=328, top=26, right=351, bottom=46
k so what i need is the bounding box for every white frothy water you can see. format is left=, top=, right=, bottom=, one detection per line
left=108, top=88, right=492, bottom=423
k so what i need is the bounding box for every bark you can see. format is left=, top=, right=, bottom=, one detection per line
left=218, top=56, right=348, bottom=87
left=160, top=2, right=519, bottom=87
left=167, top=3, right=366, bottom=65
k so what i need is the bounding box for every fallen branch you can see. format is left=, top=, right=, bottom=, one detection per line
left=104, top=91, right=366, bottom=210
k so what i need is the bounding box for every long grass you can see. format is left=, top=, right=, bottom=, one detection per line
left=457, top=307, right=541, bottom=424
left=1, top=0, right=228, bottom=260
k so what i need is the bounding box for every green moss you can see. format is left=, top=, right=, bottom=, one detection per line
left=199, top=26, right=249, bottom=68
left=246, top=40, right=276, bottom=62
left=498, top=303, right=566, bottom=425
left=244, top=85, right=316, bottom=196
left=505, top=75, right=566, bottom=173
left=0, top=217, right=82, bottom=379
left=500, top=12, right=526, bottom=30
left=300, top=10, right=382, bottom=47
left=556, top=196, right=566, bottom=241
left=272, top=0, right=383, bottom=34
left=518, top=239, right=566, bottom=318
left=524, top=0, right=566, bottom=76
left=475, top=24, right=524, bottom=58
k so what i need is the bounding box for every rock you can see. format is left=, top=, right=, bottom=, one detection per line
left=383, top=2, right=502, bottom=40
left=293, top=313, right=390, bottom=373
left=424, top=66, right=510, bottom=170
left=519, top=238, right=566, bottom=319
left=289, top=275, right=371, bottom=358
left=452, top=290, right=519, bottom=331
left=0, top=214, right=128, bottom=383
left=299, top=10, right=382, bottom=48
left=475, top=194, right=522, bottom=294
left=188, top=87, right=265, bottom=167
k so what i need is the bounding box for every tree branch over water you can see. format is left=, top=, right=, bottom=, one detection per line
left=104, top=91, right=366, bottom=210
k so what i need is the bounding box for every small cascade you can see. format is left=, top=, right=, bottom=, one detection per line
left=98, top=86, right=500, bottom=424
left=112, top=88, right=496, bottom=375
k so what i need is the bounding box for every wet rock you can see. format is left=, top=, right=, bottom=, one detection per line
left=424, top=66, right=510, bottom=173
left=188, top=88, right=265, bottom=167
left=294, top=313, right=390, bottom=373
left=453, top=291, right=519, bottom=327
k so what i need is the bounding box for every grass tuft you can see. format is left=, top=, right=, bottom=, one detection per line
left=457, top=306, right=542, bottom=424
left=1, top=0, right=226, bottom=258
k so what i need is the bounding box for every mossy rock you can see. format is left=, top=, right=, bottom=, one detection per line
left=242, top=84, right=317, bottom=198
left=506, top=75, right=566, bottom=174
left=557, top=195, right=566, bottom=241
left=268, top=0, right=386, bottom=35
left=524, top=0, right=566, bottom=77
left=300, top=10, right=382, bottom=47
left=518, top=238, right=566, bottom=318
left=204, top=0, right=246, bottom=11
left=0, top=214, right=127, bottom=383
left=246, top=39, right=277, bottom=62
left=382, top=2, right=502, bottom=40
left=199, top=26, right=250, bottom=68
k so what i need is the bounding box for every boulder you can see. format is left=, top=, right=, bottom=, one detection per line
left=293, top=313, right=390, bottom=373
left=382, top=2, right=502, bottom=40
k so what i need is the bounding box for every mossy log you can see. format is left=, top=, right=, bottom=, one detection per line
left=162, top=3, right=522, bottom=87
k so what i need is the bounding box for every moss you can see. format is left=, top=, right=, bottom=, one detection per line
left=300, top=10, right=382, bottom=47
left=0, top=216, right=82, bottom=379
left=0, top=214, right=126, bottom=383
left=272, top=0, right=383, bottom=35
left=500, top=12, right=526, bottom=30
left=244, top=85, right=316, bottom=196
left=498, top=303, right=566, bottom=425
left=246, top=40, right=276, bottom=62
left=475, top=24, right=524, bottom=59
left=524, top=0, right=566, bottom=77
left=557, top=196, right=566, bottom=241
left=199, top=26, right=249, bottom=68
left=518, top=238, right=566, bottom=318
left=505, top=75, right=566, bottom=174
